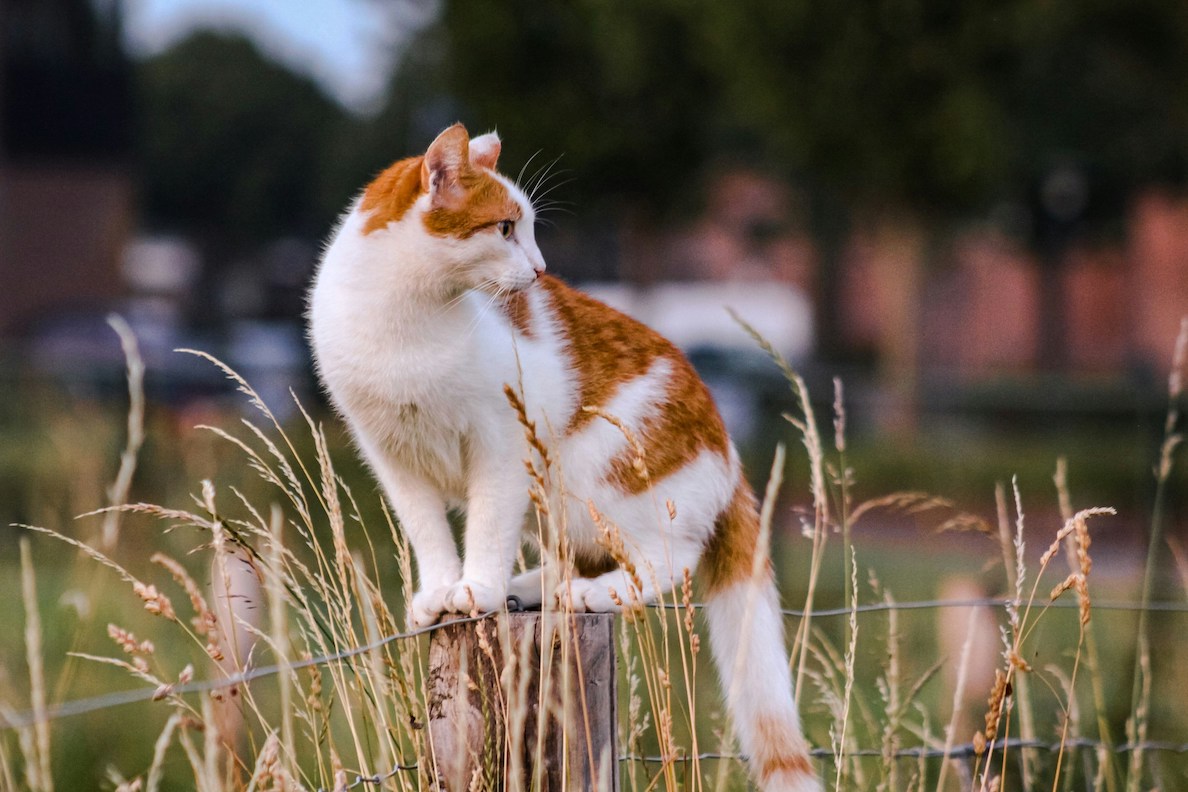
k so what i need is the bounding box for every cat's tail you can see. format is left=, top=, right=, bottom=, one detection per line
left=701, top=480, right=821, bottom=792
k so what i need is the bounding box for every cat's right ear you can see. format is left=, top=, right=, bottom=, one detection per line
left=422, top=124, right=471, bottom=207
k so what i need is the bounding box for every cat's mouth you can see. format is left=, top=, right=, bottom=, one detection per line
left=475, top=273, right=538, bottom=296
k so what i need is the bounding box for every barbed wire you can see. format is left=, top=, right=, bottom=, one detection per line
left=624, top=738, right=1188, bottom=764
left=315, top=765, right=416, bottom=792
left=3, top=597, right=1187, bottom=733
left=317, top=738, right=1188, bottom=791
left=655, top=597, right=1188, bottom=619
left=0, top=610, right=493, bottom=730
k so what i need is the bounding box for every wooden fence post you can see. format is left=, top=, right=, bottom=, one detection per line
left=426, top=611, right=619, bottom=791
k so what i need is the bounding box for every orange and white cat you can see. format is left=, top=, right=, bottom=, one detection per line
left=308, top=124, right=818, bottom=791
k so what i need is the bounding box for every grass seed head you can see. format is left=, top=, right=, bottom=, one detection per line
left=152, top=552, right=218, bottom=635
left=681, top=568, right=695, bottom=633
left=107, top=623, right=155, bottom=656
left=981, top=669, right=1010, bottom=749
left=1050, top=573, right=1079, bottom=602
left=132, top=581, right=176, bottom=621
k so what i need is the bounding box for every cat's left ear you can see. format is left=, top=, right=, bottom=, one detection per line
left=469, top=132, right=501, bottom=170
left=422, top=123, right=471, bottom=205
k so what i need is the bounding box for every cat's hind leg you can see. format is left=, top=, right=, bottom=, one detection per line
left=506, top=567, right=545, bottom=609
left=554, top=539, right=703, bottom=612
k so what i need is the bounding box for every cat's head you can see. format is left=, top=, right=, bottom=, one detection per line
left=357, top=123, right=546, bottom=296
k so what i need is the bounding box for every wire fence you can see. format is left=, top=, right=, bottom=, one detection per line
left=4, top=596, right=1187, bottom=732
left=5, top=595, right=1188, bottom=789
left=309, top=738, right=1188, bottom=792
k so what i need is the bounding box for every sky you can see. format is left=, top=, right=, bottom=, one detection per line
left=119, top=0, right=438, bottom=112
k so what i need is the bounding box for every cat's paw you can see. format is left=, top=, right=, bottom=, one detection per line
left=554, top=578, right=620, bottom=613
left=507, top=569, right=545, bottom=609
left=443, top=578, right=506, bottom=615
left=409, top=586, right=451, bottom=629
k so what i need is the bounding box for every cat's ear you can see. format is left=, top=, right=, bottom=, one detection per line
left=422, top=124, right=470, bottom=205
left=469, top=132, right=501, bottom=170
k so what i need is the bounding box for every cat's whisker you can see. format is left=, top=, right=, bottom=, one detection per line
left=460, top=288, right=505, bottom=342
left=533, top=200, right=575, bottom=218
left=522, top=156, right=553, bottom=197
left=431, top=287, right=481, bottom=320
left=516, top=149, right=545, bottom=189
left=529, top=173, right=570, bottom=207
left=526, top=156, right=567, bottom=203
left=430, top=276, right=502, bottom=322
left=530, top=178, right=575, bottom=212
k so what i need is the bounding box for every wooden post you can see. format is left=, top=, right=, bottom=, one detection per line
left=426, top=611, right=618, bottom=791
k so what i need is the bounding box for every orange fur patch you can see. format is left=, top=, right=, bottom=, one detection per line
left=537, top=275, right=728, bottom=494
left=604, top=358, right=729, bottom=494
left=753, top=714, right=814, bottom=781
left=571, top=547, right=618, bottom=579
left=539, top=276, right=664, bottom=433
left=422, top=168, right=523, bottom=239
left=360, top=155, right=425, bottom=234
left=700, top=482, right=766, bottom=593
left=359, top=143, right=521, bottom=238
left=500, top=290, right=534, bottom=337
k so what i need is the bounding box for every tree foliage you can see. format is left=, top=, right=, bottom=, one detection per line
left=424, top=0, right=1188, bottom=218
left=130, top=4, right=1188, bottom=251
left=135, top=31, right=348, bottom=246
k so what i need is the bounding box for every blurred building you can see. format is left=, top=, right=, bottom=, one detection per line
left=600, top=163, right=1188, bottom=436
left=0, top=0, right=134, bottom=337
left=903, top=194, right=1188, bottom=384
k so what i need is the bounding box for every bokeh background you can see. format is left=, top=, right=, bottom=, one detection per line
left=2, top=1, right=1188, bottom=787
left=4, top=0, right=1187, bottom=529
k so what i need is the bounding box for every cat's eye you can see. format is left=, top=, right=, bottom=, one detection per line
left=497, top=220, right=515, bottom=239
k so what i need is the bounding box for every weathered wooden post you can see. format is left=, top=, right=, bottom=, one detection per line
left=426, top=611, right=618, bottom=791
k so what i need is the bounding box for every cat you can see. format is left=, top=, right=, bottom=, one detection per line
left=308, top=123, right=819, bottom=792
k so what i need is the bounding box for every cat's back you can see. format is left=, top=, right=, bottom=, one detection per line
left=529, top=275, right=731, bottom=492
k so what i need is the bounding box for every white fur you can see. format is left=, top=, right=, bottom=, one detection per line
left=308, top=130, right=818, bottom=790
left=706, top=580, right=821, bottom=791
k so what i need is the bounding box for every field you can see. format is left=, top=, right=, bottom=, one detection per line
left=0, top=323, right=1186, bottom=791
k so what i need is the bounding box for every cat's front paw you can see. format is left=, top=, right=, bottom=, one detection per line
left=554, top=578, right=620, bottom=613
left=409, top=586, right=451, bottom=629
left=443, top=578, right=506, bottom=615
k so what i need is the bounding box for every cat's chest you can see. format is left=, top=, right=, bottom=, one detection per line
left=319, top=318, right=509, bottom=483
left=330, top=338, right=489, bottom=441
left=316, top=296, right=499, bottom=405
left=332, top=356, right=487, bottom=495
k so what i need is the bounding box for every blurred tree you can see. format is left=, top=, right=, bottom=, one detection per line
left=422, top=0, right=718, bottom=219
left=135, top=31, right=348, bottom=251
left=130, top=3, right=1188, bottom=249
left=415, top=0, right=1188, bottom=366
left=420, top=0, right=1188, bottom=218
left=3, top=0, right=133, bottom=162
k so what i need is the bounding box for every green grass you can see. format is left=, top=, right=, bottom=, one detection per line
left=0, top=327, right=1185, bottom=790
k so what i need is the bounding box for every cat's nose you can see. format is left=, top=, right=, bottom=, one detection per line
left=532, top=259, right=546, bottom=277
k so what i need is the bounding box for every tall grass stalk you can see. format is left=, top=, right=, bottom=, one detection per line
left=936, top=599, right=980, bottom=792
left=1054, top=458, right=1116, bottom=792
left=19, top=539, right=51, bottom=792
left=832, top=554, right=859, bottom=792
left=1126, top=315, right=1187, bottom=792
left=9, top=319, right=1186, bottom=789
left=727, top=310, right=830, bottom=703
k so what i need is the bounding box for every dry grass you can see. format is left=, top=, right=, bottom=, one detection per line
left=0, top=314, right=1185, bottom=790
